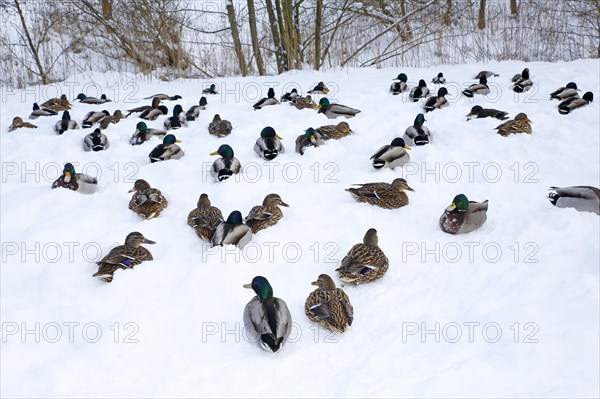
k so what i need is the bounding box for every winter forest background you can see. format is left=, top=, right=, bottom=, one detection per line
left=1, top=0, right=598, bottom=87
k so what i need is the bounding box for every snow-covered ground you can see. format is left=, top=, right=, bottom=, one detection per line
left=1, top=59, right=599, bottom=398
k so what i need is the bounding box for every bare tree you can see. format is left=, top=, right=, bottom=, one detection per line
left=247, top=0, right=265, bottom=75
left=314, top=0, right=323, bottom=70
left=478, top=0, right=486, bottom=30
left=226, top=1, right=247, bottom=76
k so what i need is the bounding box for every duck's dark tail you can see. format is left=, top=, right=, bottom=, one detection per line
left=462, top=89, right=474, bottom=98
left=260, top=335, right=284, bottom=352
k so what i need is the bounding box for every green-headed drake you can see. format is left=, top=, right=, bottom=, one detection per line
left=186, top=96, right=208, bottom=121
left=558, top=92, right=593, bottom=115
left=254, top=126, right=284, bottom=160
left=244, top=194, right=289, bottom=234
left=424, top=87, right=449, bottom=112
left=202, top=84, right=218, bottom=95
left=403, top=113, right=431, bottom=146
left=432, top=72, right=446, bottom=84
left=390, top=73, right=408, bottom=95
left=126, top=97, right=161, bottom=117
left=281, top=88, right=299, bottom=102
left=462, top=76, right=490, bottom=97
left=83, top=128, right=109, bottom=152
left=308, top=81, right=329, bottom=94
left=208, top=114, right=232, bottom=138
left=243, top=276, right=292, bottom=353
left=253, top=88, right=279, bottom=110
left=439, top=194, right=488, bottom=234
left=211, top=210, right=252, bottom=248
left=51, top=162, right=98, bottom=194
left=548, top=186, right=600, bottom=214
left=410, top=79, right=430, bottom=101
left=128, top=179, right=168, bottom=220
left=475, top=71, right=499, bottom=79
left=511, top=68, right=532, bottom=93
left=210, top=144, right=241, bottom=182
left=295, top=127, right=324, bottom=155
left=74, top=93, right=111, bottom=104
left=305, top=274, right=353, bottom=333
left=29, top=103, right=58, bottom=119
left=163, top=104, right=187, bottom=130
left=130, top=121, right=167, bottom=145
left=149, top=134, right=184, bottom=162
left=346, top=178, right=414, bottom=209
left=93, top=232, right=155, bottom=282
left=370, top=137, right=411, bottom=169
left=336, top=228, right=389, bottom=285
left=143, top=93, right=182, bottom=101
left=550, top=82, right=580, bottom=101
left=140, top=105, right=168, bottom=121
left=188, top=193, right=225, bottom=241
left=54, top=111, right=79, bottom=135
left=317, top=98, right=361, bottom=119
left=465, top=105, right=509, bottom=121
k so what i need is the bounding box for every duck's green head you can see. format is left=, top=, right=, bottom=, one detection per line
left=62, top=111, right=71, bottom=121
left=437, top=87, right=448, bottom=97
left=448, top=194, right=469, bottom=212
left=395, top=73, right=408, bottom=82
left=304, top=127, right=317, bottom=143
left=566, top=82, right=578, bottom=90
left=173, top=104, right=184, bottom=116
left=136, top=121, right=148, bottom=133
left=210, top=144, right=234, bottom=158
left=391, top=137, right=410, bottom=149
left=158, top=105, right=169, bottom=114
left=63, top=162, right=76, bottom=178
left=583, top=92, right=594, bottom=102
left=267, top=88, right=275, bottom=98
left=210, top=84, right=216, bottom=90
left=318, top=97, right=330, bottom=110
left=75, top=93, right=87, bottom=101
left=418, top=79, right=427, bottom=87
left=226, top=210, right=243, bottom=224
left=243, top=276, right=273, bottom=299
left=414, top=113, right=426, bottom=127
left=199, top=96, right=208, bottom=106
left=163, top=134, right=181, bottom=145
left=261, top=126, right=282, bottom=140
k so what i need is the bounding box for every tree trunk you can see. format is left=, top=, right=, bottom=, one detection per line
left=226, top=1, right=247, bottom=76
left=274, top=0, right=288, bottom=69
left=101, top=0, right=112, bottom=20
left=265, top=0, right=285, bottom=73
left=247, top=0, right=265, bottom=75
left=442, top=0, right=452, bottom=25
left=510, top=0, right=518, bottom=16
left=282, top=0, right=298, bottom=69
left=13, top=0, right=48, bottom=84
left=478, top=0, right=486, bottom=30
left=314, top=0, right=323, bottom=70
left=399, top=0, right=412, bottom=41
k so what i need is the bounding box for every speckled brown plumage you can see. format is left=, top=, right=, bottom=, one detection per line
left=93, top=232, right=155, bottom=282
left=315, top=122, right=352, bottom=140
left=291, top=95, right=317, bottom=110
left=187, top=193, right=224, bottom=240
left=305, top=274, right=354, bottom=333
left=336, top=228, right=389, bottom=284
left=40, top=94, right=71, bottom=112
left=495, top=113, right=532, bottom=136
left=8, top=117, right=37, bottom=132
left=346, top=178, right=414, bottom=209
left=245, top=194, right=289, bottom=233
left=128, top=179, right=168, bottom=220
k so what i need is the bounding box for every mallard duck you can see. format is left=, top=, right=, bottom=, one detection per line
left=475, top=70, right=499, bottom=79
left=187, top=193, right=224, bottom=240
left=370, top=138, right=411, bottom=169
left=281, top=88, right=299, bottom=102
left=511, top=68, right=532, bottom=93
left=210, top=144, right=241, bottom=182
left=308, top=81, right=329, bottom=94
left=548, top=186, right=600, bottom=215
left=462, top=76, right=490, bottom=97
left=97, top=110, right=123, bottom=129
left=83, top=128, right=109, bottom=152
left=29, top=103, right=58, bottom=119
left=8, top=117, right=37, bottom=132
left=254, top=126, right=284, bottom=160
left=128, top=179, right=168, bottom=220
left=51, top=163, right=98, bottom=194
left=432, top=72, right=446, bottom=84
left=558, top=92, right=593, bottom=115
left=315, top=121, right=352, bottom=140
left=390, top=73, right=408, bottom=95
left=410, top=79, right=430, bottom=101
left=466, top=105, right=509, bottom=121
left=317, top=98, right=361, bottom=119
left=346, top=178, right=414, bottom=209
left=93, top=232, right=155, bottom=282
left=54, top=111, right=79, bottom=134
left=202, top=84, right=218, bottom=95
left=126, top=97, right=161, bottom=117
left=550, top=82, right=580, bottom=101
left=403, top=113, right=431, bottom=146
left=164, top=104, right=187, bottom=130
left=336, top=228, right=389, bottom=284
left=245, top=194, right=289, bottom=234
left=305, top=274, right=353, bottom=333
left=82, top=110, right=110, bottom=128
left=295, top=127, right=324, bottom=155
left=208, top=114, right=233, bottom=138
left=243, top=276, right=292, bottom=353
left=40, top=94, right=71, bottom=112
left=74, top=93, right=111, bottom=104
left=130, top=122, right=167, bottom=145
left=253, top=88, right=279, bottom=110
left=149, top=134, right=184, bottom=162
left=143, top=94, right=182, bottom=101
left=291, top=94, right=317, bottom=110
left=439, top=194, right=488, bottom=234
left=140, top=105, right=168, bottom=121
left=424, top=87, right=449, bottom=111
left=212, top=211, right=253, bottom=248
left=185, top=97, right=208, bottom=121
left=495, top=113, right=532, bottom=136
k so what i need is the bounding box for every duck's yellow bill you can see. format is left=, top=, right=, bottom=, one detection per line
left=176, top=139, right=182, bottom=143
left=210, top=151, right=219, bottom=155
left=276, top=134, right=283, bottom=140
left=243, top=283, right=252, bottom=289
left=404, top=145, right=411, bottom=150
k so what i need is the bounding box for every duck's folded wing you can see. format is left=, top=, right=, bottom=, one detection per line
left=245, top=206, right=272, bottom=221
left=76, top=173, right=98, bottom=185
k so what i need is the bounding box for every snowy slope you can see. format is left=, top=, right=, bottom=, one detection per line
left=1, top=59, right=599, bottom=398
